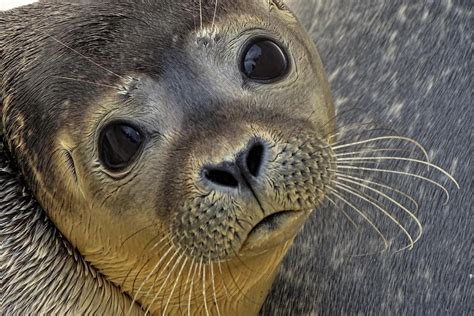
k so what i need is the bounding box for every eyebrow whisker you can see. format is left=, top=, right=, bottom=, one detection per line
left=42, top=32, right=126, bottom=81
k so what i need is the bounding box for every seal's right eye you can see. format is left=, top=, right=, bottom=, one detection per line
left=99, top=122, right=143, bottom=171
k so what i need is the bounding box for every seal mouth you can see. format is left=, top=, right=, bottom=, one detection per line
left=239, top=209, right=311, bottom=257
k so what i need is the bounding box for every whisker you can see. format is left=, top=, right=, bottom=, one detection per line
left=180, top=255, right=195, bottom=308
left=309, top=185, right=358, bottom=228
left=332, top=136, right=430, bottom=161
left=336, top=156, right=459, bottom=188
left=335, top=178, right=423, bottom=250
left=188, top=260, right=199, bottom=316
left=334, top=181, right=415, bottom=250
left=341, top=179, right=423, bottom=252
left=328, top=124, right=398, bottom=143
left=129, top=233, right=172, bottom=292
left=267, top=0, right=271, bottom=20
left=209, top=257, right=221, bottom=316
left=53, top=76, right=119, bottom=89
left=120, top=224, right=156, bottom=247
left=224, top=260, right=260, bottom=306
left=217, top=258, right=232, bottom=299
left=43, top=33, right=126, bottom=80
left=334, top=148, right=415, bottom=157
left=324, top=195, right=359, bottom=228
left=202, top=258, right=210, bottom=316
left=127, top=235, right=174, bottom=316
left=199, top=0, right=203, bottom=32
left=332, top=166, right=452, bottom=204
left=162, top=254, right=189, bottom=315
left=211, top=0, right=218, bottom=33
left=145, top=251, right=185, bottom=314
left=143, top=245, right=182, bottom=303
left=327, top=189, right=389, bottom=250
left=335, top=173, right=420, bottom=212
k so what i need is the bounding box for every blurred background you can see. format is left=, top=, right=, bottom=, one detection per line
left=1, top=0, right=37, bottom=10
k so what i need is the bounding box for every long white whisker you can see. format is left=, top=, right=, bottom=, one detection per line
left=335, top=173, right=419, bottom=212
left=325, top=194, right=359, bottom=228
left=140, top=239, right=180, bottom=297
left=334, top=148, right=414, bottom=157
left=145, top=251, right=185, bottom=314
left=199, top=0, right=203, bottom=32
left=334, top=181, right=415, bottom=250
left=211, top=0, right=218, bottom=33
left=331, top=166, right=452, bottom=204
left=127, top=235, right=174, bottom=316
left=187, top=261, right=199, bottom=316
left=124, top=233, right=170, bottom=291
left=43, top=33, right=126, bottom=80
left=162, top=256, right=189, bottom=315
left=209, top=257, right=221, bottom=316
left=332, top=136, right=430, bottom=161
left=217, top=259, right=232, bottom=298
left=336, top=156, right=459, bottom=188
left=327, top=188, right=389, bottom=250
left=53, top=76, right=119, bottom=89
left=336, top=178, right=423, bottom=250
left=181, top=253, right=195, bottom=306
left=201, top=258, right=210, bottom=316
left=141, top=239, right=183, bottom=304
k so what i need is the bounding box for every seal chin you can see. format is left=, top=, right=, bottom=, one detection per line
left=239, top=209, right=312, bottom=256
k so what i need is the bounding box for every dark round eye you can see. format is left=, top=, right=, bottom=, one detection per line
left=241, top=38, right=289, bottom=82
left=99, top=122, right=143, bottom=171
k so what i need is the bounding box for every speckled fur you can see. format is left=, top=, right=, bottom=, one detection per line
left=262, top=1, right=472, bottom=314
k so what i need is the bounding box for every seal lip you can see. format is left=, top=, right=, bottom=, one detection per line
left=239, top=209, right=312, bottom=257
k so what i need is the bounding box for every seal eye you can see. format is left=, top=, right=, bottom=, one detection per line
left=99, top=123, right=143, bottom=171
left=241, top=38, right=288, bottom=82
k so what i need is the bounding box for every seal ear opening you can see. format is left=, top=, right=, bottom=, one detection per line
left=63, top=150, right=78, bottom=183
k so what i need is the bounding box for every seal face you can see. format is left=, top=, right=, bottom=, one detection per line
left=1, top=0, right=335, bottom=314
left=1, top=1, right=461, bottom=315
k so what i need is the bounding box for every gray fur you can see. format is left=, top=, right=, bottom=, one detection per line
left=263, top=1, right=472, bottom=314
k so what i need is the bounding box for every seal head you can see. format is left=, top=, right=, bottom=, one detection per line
left=1, top=0, right=334, bottom=314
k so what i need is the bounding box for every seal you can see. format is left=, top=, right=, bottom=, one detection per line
left=1, top=0, right=336, bottom=314
left=0, top=1, right=460, bottom=315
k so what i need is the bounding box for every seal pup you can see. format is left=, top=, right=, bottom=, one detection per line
left=2, top=0, right=336, bottom=314
left=0, top=0, right=459, bottom=315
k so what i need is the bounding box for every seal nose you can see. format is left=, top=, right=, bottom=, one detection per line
left=203, top=164, right=239, bottom=188
left=238, top=140, right=266, bottom=179
left=202, top=140, right=267, bottom=189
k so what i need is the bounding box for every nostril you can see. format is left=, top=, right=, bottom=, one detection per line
left=246, top=142, right=265, bottom=177
left=204, top=169, right=239, bottom=188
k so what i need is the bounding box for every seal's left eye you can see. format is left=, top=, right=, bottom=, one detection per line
left=241, top=38, right=289, bottom=82
left=99, top=123, right=143, bottom=171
